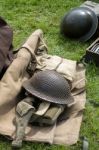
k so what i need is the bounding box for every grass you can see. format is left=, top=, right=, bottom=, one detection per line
left=0, top=0, right=99, bottom=149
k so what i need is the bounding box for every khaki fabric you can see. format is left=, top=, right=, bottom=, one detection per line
left=36, top=54, right=76, bottom=82
left=0, top=29, right=86, bottom=145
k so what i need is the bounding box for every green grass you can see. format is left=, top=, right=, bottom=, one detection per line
left=0, top=0, right=99, bottom=149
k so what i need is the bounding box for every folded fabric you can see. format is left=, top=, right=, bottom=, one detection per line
left=0, top=29, right=86, bottom=146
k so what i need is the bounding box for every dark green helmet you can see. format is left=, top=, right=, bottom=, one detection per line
left=60, top=7, right=98, bottom=42
left=23, top=70, right=74, bottom=105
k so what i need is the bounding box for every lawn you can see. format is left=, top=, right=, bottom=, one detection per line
left=0, top=0, right=99, bottom=149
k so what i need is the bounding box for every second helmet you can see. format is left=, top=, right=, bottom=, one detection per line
left=60, top=7, right=98, bottom=42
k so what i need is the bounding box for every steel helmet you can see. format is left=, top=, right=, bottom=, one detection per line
left=23, top=70, right=74, bottom=105
left=60, top=7, right=98, bottom=42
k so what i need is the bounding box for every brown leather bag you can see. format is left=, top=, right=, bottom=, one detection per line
left=0, top=16, right=13, bottom=78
